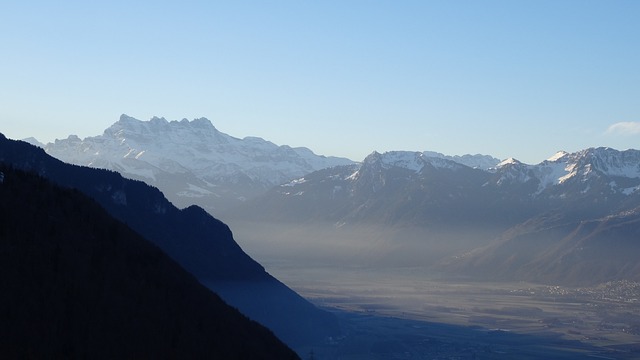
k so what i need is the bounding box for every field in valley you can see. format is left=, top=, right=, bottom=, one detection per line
left=268, top=264, right=640, bottom=359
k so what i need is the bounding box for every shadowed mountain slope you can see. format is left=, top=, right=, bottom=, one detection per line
left=0, top=165, right=298, bottom=359
left=443, top=208, right=640, bottom=286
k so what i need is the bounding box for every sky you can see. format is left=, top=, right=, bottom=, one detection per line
left=1, top=1, right=639, bottom=164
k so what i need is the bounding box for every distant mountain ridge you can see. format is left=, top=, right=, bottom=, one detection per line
left=225, top=147, right=640, bottom=286
left=492, top=147, right=640, bottom=197
left=443, top=206, right=640, bottom=286
left=44, top=114, right=354, bottom=210
left=422, top=150, right=500, bottom=170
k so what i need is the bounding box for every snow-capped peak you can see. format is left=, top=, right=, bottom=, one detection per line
left=546, top=151, right=569, bottom=162
left=44, top=115, right=354, bottom=199
left=496, top=157, right=522, bottom=168
left=491, top=147, right=640, bottom=195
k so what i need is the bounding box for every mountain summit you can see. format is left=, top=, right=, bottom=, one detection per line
left=45, top=114, right=354, bottom=211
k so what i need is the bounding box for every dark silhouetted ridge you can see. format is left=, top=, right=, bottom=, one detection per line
left=0, top=164, right=299, bottom=359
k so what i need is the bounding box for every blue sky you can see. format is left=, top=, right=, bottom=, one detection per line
left=1, top=1, right=639, bottom=164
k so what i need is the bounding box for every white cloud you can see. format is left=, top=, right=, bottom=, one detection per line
left=605, top=122, right=640, bottom=136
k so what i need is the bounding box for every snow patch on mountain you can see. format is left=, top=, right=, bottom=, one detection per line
left=282, top=177, right=308, bottom=187
left=546, top=151, right=569, bottom=162
left=373, top=151, right=472, bottom=172
left=622, top=186, right=640, bottom=195
left=423, top=151, right=500, bottom=170
left=380, top=151, right=425, bottom=172
left=535, top=160, right=577, bottom=190
left=586, top=148, right=640, bottom=178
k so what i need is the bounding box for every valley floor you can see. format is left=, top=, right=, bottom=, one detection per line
left=268, top=264, right=640, bottom=359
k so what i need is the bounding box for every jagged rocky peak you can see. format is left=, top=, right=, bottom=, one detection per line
left=51, top=134, right=83, bottom=147
left=56, top=134, right=81, bottom=142
left=105, top=114, right=143, bottom=136
left=95, top=115, right=232, bottom=148
left=190, top=117, right=216, bottom=128
left=582, top=147, right=640, bottom=178
left=353, top=151, right=384, bottom=178
left=110, top=114, right=218, bottom=134
left=363, top=151, right=383, bottom=163
left=540, top=147, right=640, bottom=181
left=146, top=116, right=171, bottom=130
left=118, top=113, right=139, bottom=123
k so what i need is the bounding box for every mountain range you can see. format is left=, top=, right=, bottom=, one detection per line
left=237, top=148, right=640, bottom=221
left=28, top=117, right=640, bottom=286
left=42, top=115, right=353, bottom=211
left=225, top=148, right=640, bottom=286
left=0, top=133, right=339, bottom=349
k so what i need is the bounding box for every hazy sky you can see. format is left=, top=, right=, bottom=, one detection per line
left=1, top=1, right=639, bottom=164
